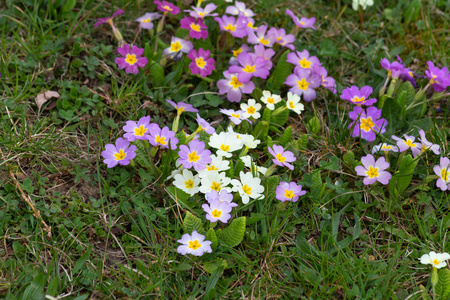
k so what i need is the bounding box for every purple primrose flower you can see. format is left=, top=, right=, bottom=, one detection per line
left=228, top=52, right=270, bottom=83
left=101, top=137, right=137, bottom=168
left=217, top=71, right=255, bottom=103
left=425, top=61, right=450, bottom=92
left=268, top=144, right=296, bottom=170
left=94, top=9, right=123, bottom=28
left=115, top=44, right=148, bottom=75
left=340, top=86, right=377, bottom=106
left=187, top=48, right=215, bottom=77
left=284, top=68, right=321, bottom=102
left=275, top=182, right=306, bottom=202
left=286, top=9, right=316, bottom=29
left=178, top=140, right=212, bottom=171
left=154, top=0, right=180, bottom=15
left=433, top=157, right=450, bottom=191
left=355, top=154, right=391, bottom=185
left=380, top=58, right=405, bottom=79
left=214, top=15, right=248, bottom=38
left=180, top=16, right=208, bottom=40
left=123, top=115, right=155, bottom=142
left=166, top=99, right=198, bottom=115
left=147, top=125, right=178, bottom=149
left=348, top=106, right=387, bottom=142
left=286, top=50, right=321, bottom=73
left=135, top=12, right=161, bottom=30
left=202, top=199, right=233, bottom=223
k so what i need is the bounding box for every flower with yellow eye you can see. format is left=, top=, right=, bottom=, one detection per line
left=355, top=154, right=391, bottom=185
left=177, top=231, right=212, bottom=256
left=115, top=44, right=148, bottom=75
left=101, top=138, right=137, bottom=168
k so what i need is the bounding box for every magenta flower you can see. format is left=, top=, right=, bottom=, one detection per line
left=205, top=190, right=238, bottom=208
left=154, top=0, right=180, bottom=15
left=418, top=129, right=440, bottom=155
left=380, top=58, right=405, bottom=79
left=115, top=44, right=148, bottom=75
left=163, top=37, right=193, bottom=59
left=177, top=230, right=212, bottom=256
left=433, top=157, right=450, bottom=191
left=147, top=125, right=178, bottom=149
left=185, top=3, right=218, bottom=19
left=286, top=9, right=316, bottom=29
left=267, top=27, right=295, bottom=50
left=187, top=48, right=215, bottom=77
left=196, top=114, right=215, bottom=134
left=226, top=1, right=255, bottom=17
left=214, top=15, right=248, bottom=38
left=253, top=44, right=275, bottom=70
left=425, top=61, right=450, bottom=92
left=355, top=154, right=391, bottom=185
left=391, top=134, right=422, bottom=157
left=101, top=138, right=137, bottom=168
left=123, top=116, right=156, bottom=142
left=135, top=12, right=161, bottom=30
left=220, top=109, right=247, bottom=125
left=178, top=140, right=212, bottom=171
left=217, top=71, right=255, bottom=103
left=166, top=99, right=198, bottom=115
left=202, top=199, right=233, bottom=223
left=348, top=106, right=387, bottom=142
left=400, top=68, right=417, bottom=87
left=318, top=67, right=337, bottom=94
left=268, top=145, right=296, bottom=170
left=284, top=68, right=322, bottom=102
left=94, top=9, right=123, bottom=28
left=340, top=86, right=377, bottom=106
left=286, top=50, right=321, bottom=73
left=229, top=52, right=269, bottom=83
left=247, top=25, right=275, bottom=47
left=276, top=182, right=306, bottom=202
left=180, top=16, right=208, bottom=40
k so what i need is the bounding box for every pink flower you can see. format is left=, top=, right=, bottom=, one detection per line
left=355, top=154, right=391, bottom=185
left=268, top=145, right=296, bottom=170
left=187, top=48, right=215, bottom=77
left=180, top=16, right=208, bottom=40
left=115, top=44, right=148, bottom=75
left=154, top=0, right=180, bottom=15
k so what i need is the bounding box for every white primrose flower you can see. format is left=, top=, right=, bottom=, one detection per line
left=242, top=135, right=261, bottom=149
left=231, top=171, right=264, bottom=204
left=198, top=154, right=230, bottom=178
left=260, top=90, right=281, bottom=110
left=286, top=92, right=305, bottom=114
left=199, top=170, right=231, bottom=194
left=240, top=155, right=267, bottom=175
left=352, top=0, right=374, bottom=11
left=241, top=98, right=262, bottom=119
left=173, top=169, right=200, bottom=196
left=420, top=251, right=450, bottom=269
left=209, top=131, right=244, bottom=158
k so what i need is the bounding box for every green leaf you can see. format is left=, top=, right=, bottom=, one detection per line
left=73, top=246, right=92, bottom=274
left=252, top=120, right=269, bottom=141
left=203, top=258, right=227, bottom=274
left=144, top=42, right=153, bottom=62
left=266, top=51, right=292, bottom=90
left=270, top=107, right=289, bottom=127
left=165, top=186, right=195, bottom=210
left=436, top=268, right=450, bottom=299
left=343, top=151, right=356, bottom=169
left=264, top=176, right=279, bottom=202
left=311, top=170, right=324, bottom=200
left=261, top=107, right=271, bottom=122
left=218, top=217, right=246, bottom=248
left=134, top=140, right=151, bottom=169
left=277, top=126, right=292, bottom=147
left=205, top=228, right=218, bottom=250
left=397, top=81, right=416, bottom=106
left=306, top=116, right=321, bottom=134
left=175, top=130, right=187, bottom=145
left=182, top=211, right=205, bottom=235
left=22, top=272, right=46, bottom=300
left=149, top=63, right=164, bottom=86
left=403, top=0, right=421, bottom=24
left=234, top=159, right=245, bottom=177
left=381, top=99, right=404, bottom=135
left=388, top=154, right=418, bottom=199
left=62, top=0, right=76, bottom=13
left=204, top=263, right=224, bottom=300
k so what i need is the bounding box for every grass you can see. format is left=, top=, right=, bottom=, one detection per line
left=1, top=0, right=450, bottom=299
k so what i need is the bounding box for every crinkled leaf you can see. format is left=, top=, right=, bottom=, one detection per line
left=436, top=268, right=450, bottom=299
left=134, top=141, right=151, bottom=169
left=182, top=211, right=205, bottom=235
left=218, top=217, right=246, bottom=248
left=203, top=258, right=227, bottom=274
left=149, top=63, right=164, bottom=86
left=205, top=228, right=218, bottom=250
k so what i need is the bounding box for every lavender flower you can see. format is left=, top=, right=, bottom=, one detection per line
left=247, top=25, right=274, bottom=47
left=228, top=52, right=270, bottom=82
left=253, top=44, right=275, bottom=70
left=101, top=138, right=137, bottom=168
left=214, top=15, right=248, bottom=38
left=391, top=134, right=422, bottom=157
left=348, top=106, right=387, bottom=142
left=147, top=125, right=178, bottom=149
left=154, top=0, right=180, bottom=15
left=115, top=44, right=148, bottom=75
left=123, top=115, right=154, bottom=141
left=284, top=68, right=321, bottom=102
left=285, top=9, right=316, bottom=29
left=418, top=129, right=440, bottom=155
left=220, top=109, right=247, bottom=125
left=380, top=58, right=405, bottom=79
left=286, top=50, right=321, bottom=73
left=433, top=157, right=450, bottom=191
left=268, top=145, right=296, bottom=170
left=166, top=99, right=198, bottom=115
left=340, top=86, right=377, bottom=106
left=355, top=154, right=391, bottom=185
left=163, top=37, right=193, bottom=59
left=94, top=9, right=123, bottom=28
left=177, top=230, right=212, bottom=256
left=276, top=182, right=306, bottom=202
left=425, top=61, right=450, bottom=92
left=205, top=190, right=238, bottom=208
left=196, top=114, right=215, bottom=134
left=178, top=140, right=212, bottom=171
left=202, top=199, right=233, bottom=223
left=135, top=12, right=161, bottom=30
left=267, top=27, right=295, bottom=50
left=185, top=3, right=218, bottom=19
left=217, top=71, right=255, bottom=103
left=226, top=1, right=255, bottom=17
left=318, top=67, right=337, bottom=94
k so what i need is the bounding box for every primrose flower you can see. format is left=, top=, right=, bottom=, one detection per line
left=418, top=129, right=440, bottom=154
left=371, top=143, right=399, bottom=154
left=199, top=171, right=231, bottom=194
left=214, top=15, right=248, bottom=38
left=287, top=50, right=321, bottom=73
left=154, top=0, right=180, bottom=15
left=220, top=109, right=247, bottom=125
left=355, top=154, right=391, bottom=185
left=420, top=251, right=450, bottom=269
left=178, top=140, right=212, bottom=171
left=217, top=70, right=255, bottom=103
left=198, top=154, right=230, bottom=178
left=253, top=44, right=275, bottom=70
left=173, top=169, right=200, bottom=196
left=122, top=115, right=154, bottom=141
left=352, top=0, right=374, bottom=10
left=340, top=86, right=377, bottom=106
left=196, top=114, right=215, bottom=135
left=206, top=190, right=238, bottom=208
left=226, top=1, right=255, bottom=17
left=231, top=171, right=264, bottom=204
left=268, top=144, right=296, bottom=170
left=380, top=58, right=405, bottom=79
left=101, top=138, right=137, bottom=168
left=177, top=230, right=212, bottom=256
left=163, top=37, right=193, bottom=59
left=209, top=131, right=243, bottom=158
left=433, top=157, right=450, bottom=191
left=180, top=16, right=208, bottom=40
left=135, top=12, right=161, bottom=30
left=229, top=44, right=252, bottom=65
left=202, top=199, right=233, bottom=223
left=425, top=61, right=450, bottom=92
left=276, top=182, right=306, bottom=202
left=94, top=9, right=123, bottom=28
left=285, top=9, right=316, bottom=29
left=285, top=68, right=322, bottom=102
left=240, top=155, right=267, bottom=175
left=348, top=106, right=387, bottom=142
left=247, top=25, right=275, bottom=47
left=241, top=99, right=262, bottom=119
left=318, top=67, right=337, bottom=94
left=268, top=27, right=295, bottom=50
left=148, top=125, right=178, bottom=149
left=166, top=99, right=198, bottom=116
left=186, top=3, right=218, bottom=18
left=391, top=134, right=422, bottom=157
left=400, top=68, right=417, bottom=87
left=187, top=48, right=215, bottom=77
left=115, top=44, right=148, bottom=75
left=286, top=92, right=305, bottom=114
left=260, top=90, right=281, bottom=110
left=229, top=52, right=270, bottom=83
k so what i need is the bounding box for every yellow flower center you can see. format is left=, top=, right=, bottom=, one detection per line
left=267, top=97, right=275, bottom=104
left=284, top=189, right=294, bottom=199
left=142, top=18, right=151, bottom=23
left=277, top=36, right=282, bottom=41
left=430, top=74, right=438, bottom=85
left=247, top=22, right=257, bottom=29
left=224, top=23, right=236, bottom=32
left=220, top=144, right=230, bottom=151
left=360, top=117, right=375, bottom=132
left=405, top=140, right=416, bottom=148
left=190, top=23, right=201, bottom=32
left=233, top=48, right=242, bottom=57
left=297, top=78, right=310, bottom=90
left=408, top=71, right=414, bottom=78
left=134, top=125, right=147, bottom=136
left=289, top=101, right=296, bottom=109
left=276, top=153, right=286, bottom=162
left=366, top=166, right=379, bottom=178
left=441, top=168, right=449, bottom=181
left=125, top=54, right=137, bottom=65
left=198, top=12, right=205, bottom=17
left=381, top=145, right=392, bottom=150
left=196, top=57, right=206, bottom=68
left=170, top=41, right=182, bottom=52
left=246, top=106, right=256, bottom=114
left=299, top=58, right=311, bottom=69
left=242, top=64, right=256, bottom=73
left=432, top=259, right=441, bottom=266
left=300, top=22, right=305, bottom=25
left=211, top=181, right=221, bottom=191
left=185, top=179, right=194, bottom=189
left=211, top=209, right=222, bottom=218
left=155, top=135, right=167, bottom=145
left=242, top=184, right=252, bottom=195
left=207, top=165, right=218, bottom=171
left=259, top=37, right=269, bottom=45
left=163, top=5, right=173, bottom=11
left=114, top=149, right=127, bottom=161
left=188, top=240, right=201, bottom=250
left=230, top=76, right=243, bottom=89
left=231, top=113, right=241, bottom=118
left=188, top=151, right=200, bottom=162
left=352, top=96, right=365, bottom=103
